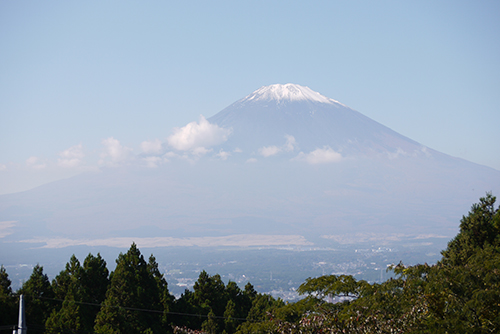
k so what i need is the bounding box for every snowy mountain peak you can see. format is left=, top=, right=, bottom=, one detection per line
left=242, top=84, right=341, bottom=104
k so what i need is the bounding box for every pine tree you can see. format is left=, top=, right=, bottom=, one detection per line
left=441, top=193, right=500, bottom=266
left=193, top=270, right=227, bottom=331
left=45, top=253, right=109, bottom=333
left=94, top=243, right=162, bottom=334
left=80, top=253, right=109, bottom=332
left=17, top=264, right=54, bottom=333
left=223, top=299, right=237, bottom=334
left=0, top=266, right=16, bottom=328
left=201, top=309, right=218, bottom=334
left=45, top=300, right=81, bottom=334
left=148, top=254, right=174, bottom=329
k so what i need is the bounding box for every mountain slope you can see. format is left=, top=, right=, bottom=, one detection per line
left=209, top=84, right=424, bottom=157
left=1, top=84, right=499, bottom=249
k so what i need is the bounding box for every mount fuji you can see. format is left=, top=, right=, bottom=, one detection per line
left=1, top=84, right=499, bottom=252
left=209, top=83, right=424, bottom=158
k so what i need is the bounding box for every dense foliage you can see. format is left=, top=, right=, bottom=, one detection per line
left=0, top=194, right=498, bottom=333
left=271, top=193, right=500, bottom=333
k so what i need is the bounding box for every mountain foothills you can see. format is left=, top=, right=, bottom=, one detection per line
left=1, top=84, right=499, bottom=248
left=1, top=194, right=499, bottom=333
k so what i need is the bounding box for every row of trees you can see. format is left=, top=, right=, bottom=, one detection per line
left=1, top=194, right=499, bottom=333
left=0, top=244, right=283, bottom=333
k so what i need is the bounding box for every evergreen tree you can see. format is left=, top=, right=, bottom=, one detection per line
left=94, top=243, right=163, bottom=334
left=441, top=192, right=500, bottom=266
left=223, top=299, right=237, bottom=334
left=422, top=194, right=500, bottom=332
left=45, top=253, right=109, bottom=333
left=148, top=254, right=174, bottom=329
left=201, top=309, right=218, bottom=334
left=45, top=255, right=83, bottom=333
left=172, top=289, right=199, bottom=329
left=45, top=300, right=81, bottom=334
left=17, top=264, right=54, bottom=333
left=0, top=266, right=16, bottom=328
left=80, top=253, right=109, bottom=333
left=51, top=255, right=82, bottom=300
left=235, top=293, right=282, bottom=334
left=193, top=270, right=227, bottom=331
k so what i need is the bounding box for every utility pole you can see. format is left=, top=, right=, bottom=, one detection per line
left=12, top=294, right=27, bottom=334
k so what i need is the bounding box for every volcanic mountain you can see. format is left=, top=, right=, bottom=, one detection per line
left=1, top=84, right=499, bottom=251
left=209, top=83, right=424, bottom=158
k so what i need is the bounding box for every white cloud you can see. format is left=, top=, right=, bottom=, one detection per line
left=259, top=145, right=281, bottom=157
left=0, top=164, right=6, bottom=172
left=420, top=146, right=431, bottom=157
left=141, top=139, right=163, bottom=154
left=26, top=156, right=46, bottom=169
left=284, top=135, right=297, bottom=152
left=246, top=158, right=258, bottom=163
left=143, top=156, right=163, bottom=168
left=215, top=149, right=231, bottom=160
left=192, top=147, right=212, bottom=156
left=167, top=116, right=231, bottom=151
left=386, top=147, right=408, bottom=160
left=99, top=137, right=133, bottom=165
left=295, top=146, right=342, bottom=164
left=258, top=135, right=297, bottom=157
left=163, top=151, right=178, bottom=159
left=58, top=144, right=85, bottom=168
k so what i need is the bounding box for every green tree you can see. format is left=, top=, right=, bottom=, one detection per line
left=270, top=194, right=500, bottom=334
left=17, top=264, right=54, bottom=333
left=417, top=193, right=500, bottom=332
left=442, top=192, right=500, bottom=266
left=223, top=281, right=252, bottom=333
left=223, top=299, right=237, bottom=334
left=172, top=289, right=200, bottom=329
left=45, top=300, right=81, bottom=334
left=94, top=243, right=163, bottom=334
left=235, top=294, right=283, bottom=333
left=80, top=253, right=109, bottom=332
left=45, top=253, right=109, bottom=333
left=51, top=255, right=82, bottom=299
left=45, top=255, right=83, bottom=333
left=193, top=270, right=227, bottom=331
left=201, top=309, right=219, bottom=334
left=148, top=254, right=174, bottom=328
left=0, top=266, right=16, bottom=328
left=298, top=274, right=372, bottom=300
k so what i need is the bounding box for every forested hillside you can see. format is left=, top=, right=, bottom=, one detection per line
left=1, top=194, right=499, bottom=333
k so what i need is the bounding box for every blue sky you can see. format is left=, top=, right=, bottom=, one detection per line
left=1, top=1, right=499, bottom=194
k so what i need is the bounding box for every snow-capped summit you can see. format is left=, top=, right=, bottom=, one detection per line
left=242, top=83, right=340, bottom=105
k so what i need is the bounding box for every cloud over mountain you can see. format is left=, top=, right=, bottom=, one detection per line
left=167, top=116, right=231, bottom=152
left=99, top=137, right=133, bottom=165
left=58, top=144, right=85, bottom=168
left=294, top=146, right=343, bottom=164
left=26, top=156, right=46, bottom=169
left=259, top=135, right=297, bottom=157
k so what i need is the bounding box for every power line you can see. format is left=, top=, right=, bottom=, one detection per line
left=38, top=296, right=264, bottom=323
